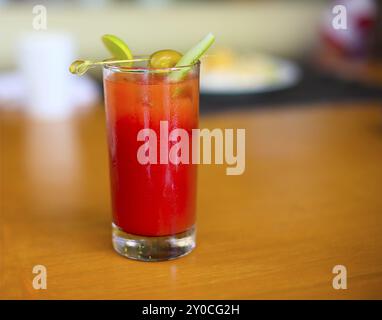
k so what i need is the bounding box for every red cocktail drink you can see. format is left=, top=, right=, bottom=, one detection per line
left=103, top=62, right=199, bottom=260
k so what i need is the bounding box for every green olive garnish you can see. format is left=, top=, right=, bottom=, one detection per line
left=149, top=49, right=182, bottom=68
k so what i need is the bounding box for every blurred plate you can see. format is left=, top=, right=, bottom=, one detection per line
left=200, top=53, right=301, bottom=95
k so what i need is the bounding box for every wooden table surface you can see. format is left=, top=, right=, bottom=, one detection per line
left=1, top=101, right=382, bottom=299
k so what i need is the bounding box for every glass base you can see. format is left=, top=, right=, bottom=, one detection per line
left=112, top=223, right=196, bottom=261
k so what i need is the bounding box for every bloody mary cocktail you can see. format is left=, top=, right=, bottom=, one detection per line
left=69, top=32, right=215, bottom=261
left=103, top=62, right=199, bottom=261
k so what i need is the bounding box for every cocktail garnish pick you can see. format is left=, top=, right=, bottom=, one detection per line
left=69, top=58, right=147, bottom=76
left=70, top=34, right=136, bottom=76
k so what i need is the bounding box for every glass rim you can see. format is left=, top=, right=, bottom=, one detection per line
left=103, top=56, right=200, bottom=74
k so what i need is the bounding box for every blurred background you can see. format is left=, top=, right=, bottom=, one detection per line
left=0, top=0, right=381, bottom=116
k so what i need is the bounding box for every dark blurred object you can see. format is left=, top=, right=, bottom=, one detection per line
left=373, top=0, right=382, bottom=59
left=315, top=0, right=382, bottom=87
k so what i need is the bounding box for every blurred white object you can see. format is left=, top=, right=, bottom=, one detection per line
left=201, top=52, right=301, bottom=95
left=17, top=32, right=86, bottom=120
left=0, top=72, right=99, bottom=112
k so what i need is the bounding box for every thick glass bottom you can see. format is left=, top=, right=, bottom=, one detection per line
left=112, top=223, right=196, bottom=261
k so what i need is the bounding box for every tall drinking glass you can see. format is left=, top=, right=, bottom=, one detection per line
left=103, top=60, right=199, bottom=261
